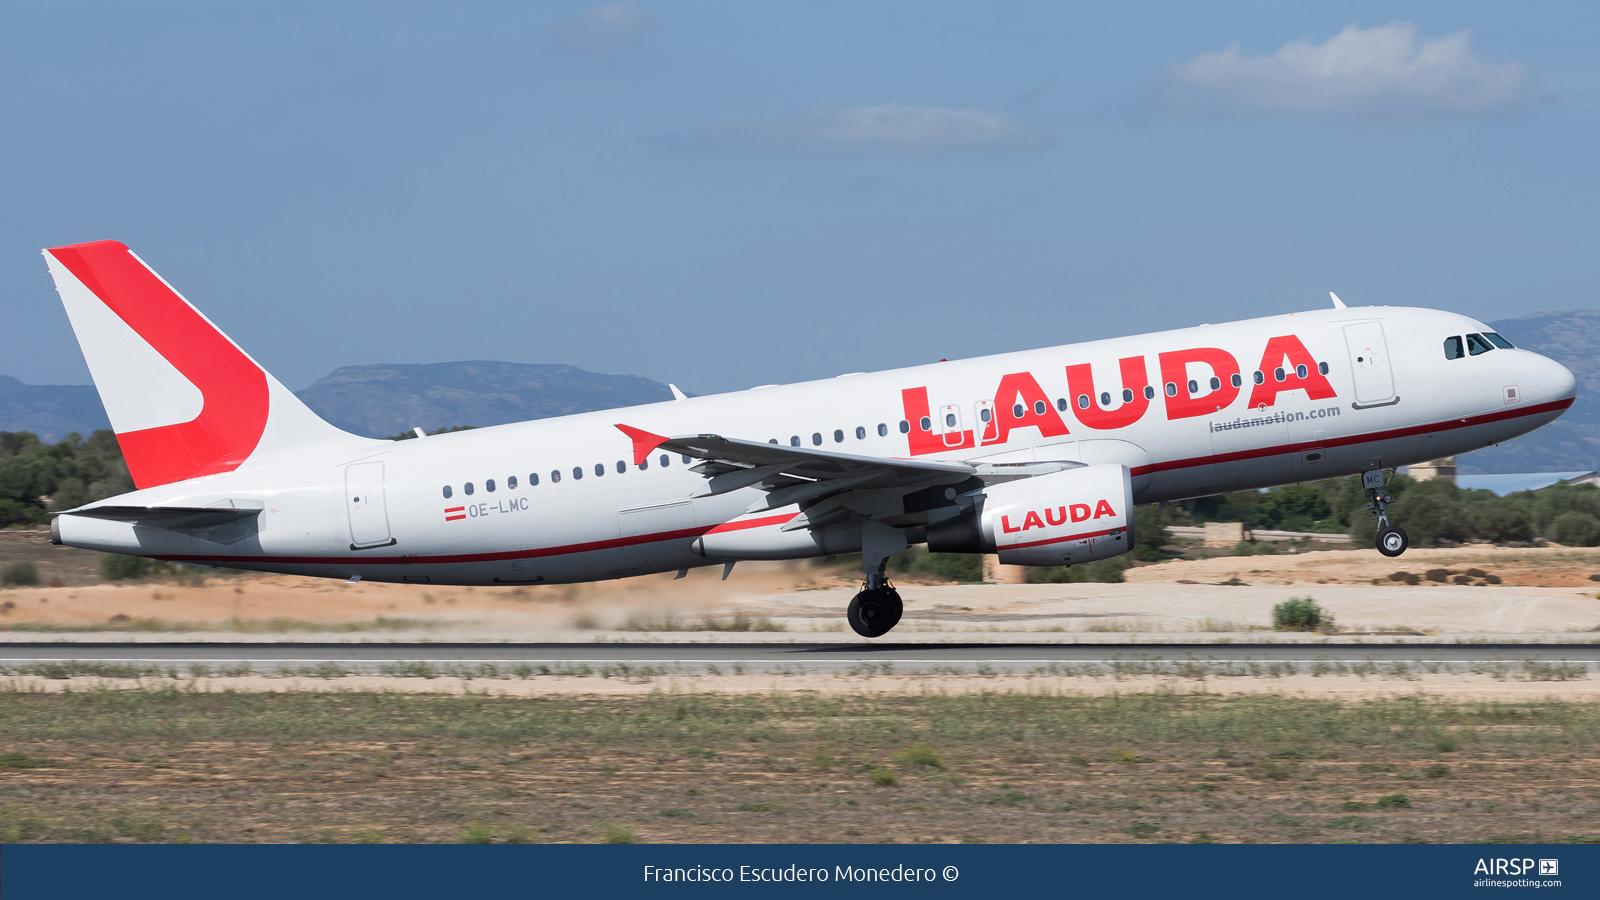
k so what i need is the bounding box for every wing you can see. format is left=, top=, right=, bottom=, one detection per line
left=616, top=424, right=1072, bottom=533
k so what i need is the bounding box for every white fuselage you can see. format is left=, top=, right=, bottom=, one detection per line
left=56, top=305, right=1576, bottom=585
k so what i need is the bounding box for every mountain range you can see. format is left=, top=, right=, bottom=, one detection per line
left=4, top=312, right=1598, bottom=472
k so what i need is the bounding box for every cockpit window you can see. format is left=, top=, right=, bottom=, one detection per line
left=1443, top=336, right=1464, bottom=360
left=1466, top=333, right=1494, bottom=356
left=1484, top=332, right=1515, bottom=349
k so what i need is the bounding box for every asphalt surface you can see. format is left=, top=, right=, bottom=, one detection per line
left=2, top=642, right=1598, bottom=675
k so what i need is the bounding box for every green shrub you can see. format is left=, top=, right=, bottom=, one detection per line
left=1548, top=512, right=1600, bottom=547
left=600, top=822, right=637, bottom=844
left=1, top=562, right=39, bottom=586
left=894, top=743, right=943, bottom=768
left=870, top=768, right=898, bottom=786
left=98, top=554, right=151, bottom=581
left=1272, top=596, right=1335, bottom=632
left=1376, top=794, right=1411, bottom=809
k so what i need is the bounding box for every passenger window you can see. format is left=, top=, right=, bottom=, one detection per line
left=1485, top=333, right=1514, bottom=349
left=639, top=458, right=648, bottom=470
left=1143, top=385, right=1155, bottom=400
left=551, top=470, right=561, bottom=483
left=1230, top=373, right=1242, bottom=388
left=1100, top=391, right=1111, bottom=406
left=1077, top=394, right=1090, bottom=409
left=465, top=482, right=475, bottom=495
left=1187, top=379, right=1198, bottom=394
left=572, top=467, right=582, bottom=480
left=1252, top=370, right=1264, bottom=385
left=812, top=432, right=822, bottom=445
left=1121, top=388, right=1133, bottom=403
left=682, top=455, right=691, bottom=464
left=1443, top=336, right=1464, bottom=359
left=834, top=429, right=844, bottom=442
left=1033, top=400, right=1046, bottom=416
left=486, top=479, right=496, bottom=492
left=1164, top=382, right=1176, bottom=397
left=1055, top=397, right=1067, bottom=412
left=1011, top=404, right=1024, bottom=418
left=530, top=473, right=539, bottom=485
left=1208, top=376, right=1220, bottom=391
left=508, top=476, right=517, bottom=489
left=898, top=420, right=909, bottom=434
left=593, top=463, right=603, bottom=477
left=943, top=414, right=955, bottom=427
left=659, top=454, right=670, bottom=467
left=616, top=460, right=626, bottom=473
left=769, top=439, right=778, bottom=444
left=919, top=416, right=932, bottom=432
left=855, top=426, right=866, bottom=439
left=1318, top=361, right=1329, bottom=375
left=790, top=436, right=800, bottom=447
left=880, top=423, right=890, bottom=436
left=1274, top=367, right=1286, bottom=382
left=442, top=485, right=452, bottom=499
left=1296, top=364, right=1308, bottom=379
left=1466, top=333, right=1494, bottom=356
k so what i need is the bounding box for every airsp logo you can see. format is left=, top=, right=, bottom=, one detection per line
left=1473, top=858, right=1553, bottom=876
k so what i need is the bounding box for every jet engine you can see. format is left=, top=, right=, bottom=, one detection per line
left=926, top=464, right=1134, bottom=566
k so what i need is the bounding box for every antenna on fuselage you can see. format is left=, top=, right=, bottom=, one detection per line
left=1329, top=292, right=1348, bottom=309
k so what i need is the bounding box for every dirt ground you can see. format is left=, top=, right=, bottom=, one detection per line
left=5, top=543, right=1600, bottom=640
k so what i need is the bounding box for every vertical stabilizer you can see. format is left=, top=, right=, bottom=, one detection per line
left=44, top=240, right=364, bottom=489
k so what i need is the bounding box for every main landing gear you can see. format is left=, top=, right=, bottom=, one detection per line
left=848, top=576, right=903, bottom=639
left=1363, top=468, right=1409, bottom=558
left=848, top=520, right=910, bottom=638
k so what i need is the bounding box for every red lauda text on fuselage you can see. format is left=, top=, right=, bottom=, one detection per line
left=899, top=334, right=1335, bottom=456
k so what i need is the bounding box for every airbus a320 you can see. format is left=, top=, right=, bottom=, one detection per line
left=42, top=241, right=1576, bottom=637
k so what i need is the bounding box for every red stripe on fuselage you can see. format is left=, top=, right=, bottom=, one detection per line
left=1128, top=397, right=1572, bottom=477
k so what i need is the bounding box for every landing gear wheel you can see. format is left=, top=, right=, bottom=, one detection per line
left=847, top=588, right=901, bottom=638
left=1376, top=526, right=1409, bottom=558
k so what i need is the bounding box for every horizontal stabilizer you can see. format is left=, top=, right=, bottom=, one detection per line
left=61, top=505, right=261, bottom=529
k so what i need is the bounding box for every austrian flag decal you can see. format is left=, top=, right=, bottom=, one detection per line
left=444, top=506, right=466, bottom=522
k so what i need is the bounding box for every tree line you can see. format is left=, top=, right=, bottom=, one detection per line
left=0, top=430, right=134, bottom=528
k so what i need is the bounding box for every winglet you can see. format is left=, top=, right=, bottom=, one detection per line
left=1329, top=291, right=1347, bottom=309
left=615, top=423, right=669, bottom=465
left=669, top=383, right=688, bottom=401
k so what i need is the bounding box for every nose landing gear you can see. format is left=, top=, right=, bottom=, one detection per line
left=1363, top=468, right=1409, bottom=558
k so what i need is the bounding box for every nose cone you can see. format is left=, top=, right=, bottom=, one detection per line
left=1524, top=351, right=1576, bottom=407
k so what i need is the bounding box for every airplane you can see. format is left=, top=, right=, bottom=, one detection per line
left=42, top=240, right=1577, bottom=637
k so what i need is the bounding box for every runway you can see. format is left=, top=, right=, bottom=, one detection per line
left=3, top=642, right=1598, bottom=676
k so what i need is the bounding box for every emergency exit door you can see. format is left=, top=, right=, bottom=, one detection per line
left=345, top=462, right=393, bottom=548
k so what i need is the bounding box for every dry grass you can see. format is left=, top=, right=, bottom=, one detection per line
left=1, top=689, right=1599, bottom=844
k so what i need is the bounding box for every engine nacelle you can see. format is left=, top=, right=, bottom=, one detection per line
left=926, top=464, right=1134, bottom=566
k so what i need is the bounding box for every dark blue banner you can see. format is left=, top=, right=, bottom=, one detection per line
left=3, top=843, right=1596, bottom=899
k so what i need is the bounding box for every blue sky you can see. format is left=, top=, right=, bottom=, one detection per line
left=2, top=2, right=1598, bottom=395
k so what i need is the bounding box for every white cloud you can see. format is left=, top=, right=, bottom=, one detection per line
left=711, top=104, right=1048, bottom=156
left=1167, top=22, right=1536, bottom=120
left=551, top=2, right=651, bottom=51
